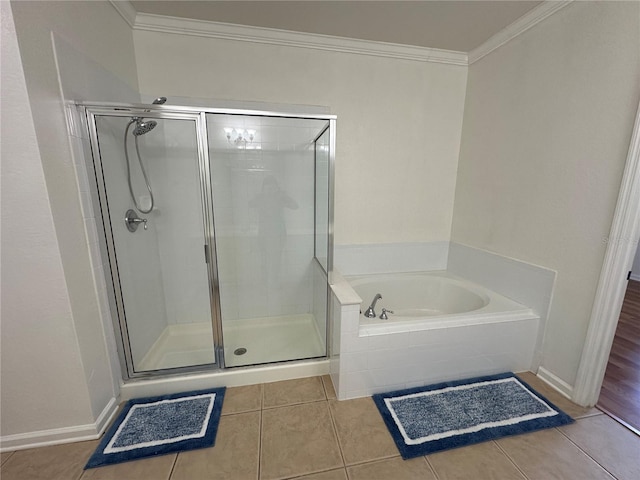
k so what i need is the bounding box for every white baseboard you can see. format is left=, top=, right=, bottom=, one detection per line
left=94, top=396, right=120, bottom=436
left=0, top=397, right=118, bottom=453
left=536, top=366, right=574, bottom=399
left=629, top=273, right=640, bottom=282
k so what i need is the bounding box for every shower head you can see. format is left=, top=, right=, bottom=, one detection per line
left=132, top=118, right=157, bottom=136
left=152, top=97, right=167, bottom=105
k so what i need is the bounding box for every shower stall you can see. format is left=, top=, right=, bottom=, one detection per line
left=84, top=103, right=335, bottom=379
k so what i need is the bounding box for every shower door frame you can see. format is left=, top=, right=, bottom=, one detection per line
left=82, top=102, right=337, bottom=380
left=84, top=105, right=224, bottom=379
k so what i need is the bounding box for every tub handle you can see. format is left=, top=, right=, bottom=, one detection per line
left=380, top=308, right=394, bottom=320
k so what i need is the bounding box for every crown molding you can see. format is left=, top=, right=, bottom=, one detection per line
left=112, top=0, right=571, bottom=67
left=469, top=1, right=572, bottom=64
left=108, top=0, right=136, bottom=28
left=133, top=12, right=468, bottom=66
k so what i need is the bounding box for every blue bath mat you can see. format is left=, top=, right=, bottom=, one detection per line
left=85, top=387, right=225, bottom=468
left=373, top=372, right=573, bottom=459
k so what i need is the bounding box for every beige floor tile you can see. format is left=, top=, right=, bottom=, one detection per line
left=322, top=375, right=337, bottom=400
left=426, top=441, right=525, bottom=480
left=171, top=411, right=260, bottom=480
left=328, top=397, right=398, bottom=466
left=1, top=451, right=15, bottom=466
left=263, top=376, right=326, bottom=408
left=516, top=372, right=601, bottom=419
left=222, top=384, right=263, bottom=415
left=291, top=468, right=348, bottom=480
left=347, top=457, right=436, bottom=480
left=559, top=414, right=640, bottom=480
left=497, top=428, right=614, bottom=480
left=80, top=454, right=175, bottom=480
left=0, top=440, right=97, bottom=480
left=261, top=402, right=343, bottom=480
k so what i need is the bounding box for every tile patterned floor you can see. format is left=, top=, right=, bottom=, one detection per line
left=2, top=373, right=639, bottom=480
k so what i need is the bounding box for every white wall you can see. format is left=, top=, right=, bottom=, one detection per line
left=451, top=1, right=640, bottom=388
left=0, top=1, right=94, bottom=437
left=631, top=242, right=640, bottom=280
left=133, top=28, right=468, bottom=248
left=2, top=0, right=139, bottom=447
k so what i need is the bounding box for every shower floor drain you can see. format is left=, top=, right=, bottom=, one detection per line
left=234, top=347, right=247, bottom=356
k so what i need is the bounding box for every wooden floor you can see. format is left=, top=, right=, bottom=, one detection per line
left=597, top=279, right=640, bottom=432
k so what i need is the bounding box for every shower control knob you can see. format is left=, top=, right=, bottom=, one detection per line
left=125, top=209, right=148, bottom=232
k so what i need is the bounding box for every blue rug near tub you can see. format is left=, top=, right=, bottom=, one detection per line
left=373, top=372, right=573, bottom=459
left=85, top=387, right=225, bottom=469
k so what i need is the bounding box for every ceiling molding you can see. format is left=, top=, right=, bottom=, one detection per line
left=113, top=0, right=571, bottom=67
left=109, top=0, right=136, bottom=28
left=133, top=12, right=468, bottom=66
left=468, top=1, right=572, bottom=64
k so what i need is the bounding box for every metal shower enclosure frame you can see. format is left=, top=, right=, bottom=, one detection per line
left=80, top=102, right=337, bottom=380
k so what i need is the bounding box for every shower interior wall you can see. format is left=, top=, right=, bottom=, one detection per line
left=209, top=121, right=322, bottom=323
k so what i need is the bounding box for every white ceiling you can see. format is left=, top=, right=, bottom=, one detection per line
left=129, top=1, right=543, bottom=52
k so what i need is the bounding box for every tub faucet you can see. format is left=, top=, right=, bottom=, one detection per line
left=364, top=293, right=382, bottom=318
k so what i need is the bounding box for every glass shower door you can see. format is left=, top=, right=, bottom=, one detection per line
left=91, top=112, right=217, bottom=374
left=207, top=114, right=330, bottom=367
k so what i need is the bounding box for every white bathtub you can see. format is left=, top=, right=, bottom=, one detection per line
left=330, top=270, right=541, bottom=399
left=347, top=271, right=536, bottom=335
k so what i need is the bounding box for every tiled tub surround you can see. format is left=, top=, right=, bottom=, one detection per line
left=448, top=242, right=557, bottom=375
left=330, top=269, right=541, bottom=400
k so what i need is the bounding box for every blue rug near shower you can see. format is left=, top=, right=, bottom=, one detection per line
left=373, top=372, right=573, bottom=459
left=85, top=387, right=226, bottom=468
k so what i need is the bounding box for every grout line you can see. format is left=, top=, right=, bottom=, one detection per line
left=262, top=398, right=329, bottom=411
left=423, top=455, right=441, bottom=480
left=345, top=464, right=352, bottom=480
left=222, top=408, right=262, bottom=417
left=556, top=425, right=618, bottom=479
left=341, top=453, right=400, bottom=468
left=321, top=375, right=329, bottom=400
left=325, top=397, right=348, bottom=468
left=257, top=407, right=263, bottom=480
left=260, top=383, right=264, bottom=411
left=0, top=451, right=15, bottom=467
left=573, top=409, right=605, bottom=420
left=281, top=467, right=347, bottom=480
left=493, top=439, right=530, bottom=480
left=167, top=453, right=179, bottom=480
left=76, top=466, right=87, bottom=480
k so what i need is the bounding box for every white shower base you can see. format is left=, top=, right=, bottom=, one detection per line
left=124, top=315, right=328, bottom=401
left=223, top=314, right=326, bottom=367
left=137, top=322, right=216, bottom=371
left=137, top=314, right=326, bottom=371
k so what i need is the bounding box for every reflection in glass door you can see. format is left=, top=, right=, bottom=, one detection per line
left=207, top=114, right=330, bottom=367
left=92, top=112, right=217, bottom=374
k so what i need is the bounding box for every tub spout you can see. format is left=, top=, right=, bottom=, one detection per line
left=364, top=293, right=382, bottom=318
